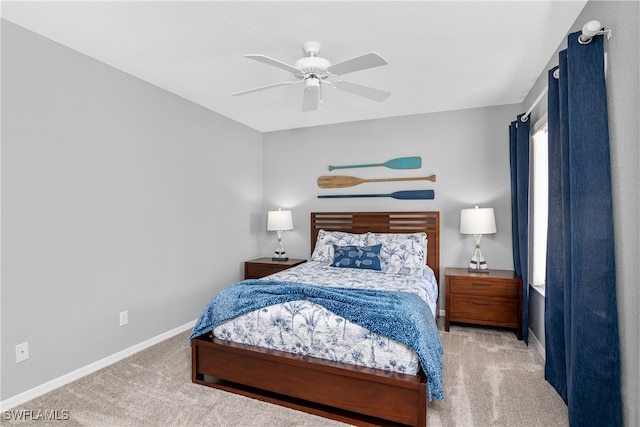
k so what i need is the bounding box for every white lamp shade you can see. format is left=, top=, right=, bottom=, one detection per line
left=267, top=210, right=293, bottom=231
left=460, top=207, right=497, bottom=235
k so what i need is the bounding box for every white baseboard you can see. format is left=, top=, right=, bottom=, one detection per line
left=0, top=320, right=196, bottom=411
left=528, top=327, right=545, bottom=360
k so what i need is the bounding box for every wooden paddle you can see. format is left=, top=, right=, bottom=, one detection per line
left=318, top=174, right=436, bottom=189
left=318, top=190, right=435, bottom=200
left=328, top=156, right=421, bottom=171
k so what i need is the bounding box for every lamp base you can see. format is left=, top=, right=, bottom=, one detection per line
left=468, top=237, right=489, bottom=273
left=272, top=235, right=288, bottom=261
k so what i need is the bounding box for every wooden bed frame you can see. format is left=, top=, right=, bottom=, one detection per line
left=192, top=211, right=440, bottom=426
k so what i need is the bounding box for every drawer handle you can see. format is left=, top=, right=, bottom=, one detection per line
left=472, top=282, right=492, bottom=287
left=473, top=301, right=492, bottom=306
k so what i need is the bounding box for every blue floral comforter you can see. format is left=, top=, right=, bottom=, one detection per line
left=190, top=278, right=444, bottom=400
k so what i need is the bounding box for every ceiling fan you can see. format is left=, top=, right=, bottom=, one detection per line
left=232, top=41, right=390, bottom=112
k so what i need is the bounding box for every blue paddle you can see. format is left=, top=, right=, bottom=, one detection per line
left=328, top=156, right=421, bottom=171
left=318, top=190, right=434, bottom=200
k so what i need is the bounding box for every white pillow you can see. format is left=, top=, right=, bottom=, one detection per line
left=310, top=230, right=368, bottom=264
left=366, top=232, right=428, bottom=275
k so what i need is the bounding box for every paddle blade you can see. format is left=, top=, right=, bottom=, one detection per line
left=334, top=81, right=390, bottom=102
left=384, top=156, right=422, bottom=170
left=327, top=52, right=388, bottom=76
left=232, top=80, right=301, bottom=96
left=245, top=54, right=302, bottom=75
left=390, top=190, right=435, bottom=200
left=317, top=176, right=363, bottom=188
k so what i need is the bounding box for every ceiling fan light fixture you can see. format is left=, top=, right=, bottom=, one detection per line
left=306, top=77, right=320, bottom=88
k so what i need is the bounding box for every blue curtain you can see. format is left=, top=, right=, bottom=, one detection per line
left=544, top=31, right=622, bottom=426
left=509, top=114, right=530, bottom=343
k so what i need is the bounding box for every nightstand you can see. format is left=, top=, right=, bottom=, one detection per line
left=445, top=267, right=523, bottom=339
left=244, top=257, right=306, bottom=279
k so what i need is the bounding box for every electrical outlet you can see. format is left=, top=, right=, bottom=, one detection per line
left=119, top=311, right=128, bottom=326
left=16, top=342, right=29, bottom=363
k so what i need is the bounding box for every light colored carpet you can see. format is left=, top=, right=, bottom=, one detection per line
left=1, top=323, right=568, bottom=427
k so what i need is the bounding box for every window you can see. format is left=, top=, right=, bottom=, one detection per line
left=530, top=122, right=548, bottom=294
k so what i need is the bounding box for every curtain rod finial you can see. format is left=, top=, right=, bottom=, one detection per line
left=579, top=20, right=611, bottom=44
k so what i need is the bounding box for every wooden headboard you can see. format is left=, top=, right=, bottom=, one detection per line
left=311, top=211, right=440, bottom=284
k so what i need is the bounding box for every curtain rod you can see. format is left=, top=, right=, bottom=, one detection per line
left=521, top=88, right=548, bottom=123
left=522, top=68, right=559, bottom=122
left=522, top=19, right=611, bottom=123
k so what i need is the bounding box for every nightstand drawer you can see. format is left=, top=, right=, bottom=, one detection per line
left=449, top=278, right=517, bottom=298
left=245, top=263, right=291, bottom=279
left=449, top=296, right=518, bottom=324
left=244, top=258, right=306, bottom=279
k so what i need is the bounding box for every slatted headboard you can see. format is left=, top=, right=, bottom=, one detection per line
left=311, top=211, right=440, bottom=284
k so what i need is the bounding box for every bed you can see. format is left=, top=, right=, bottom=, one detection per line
left=191, top=211, right=441, bottom=426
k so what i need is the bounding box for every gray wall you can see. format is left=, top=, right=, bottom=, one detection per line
left=1, top=21, right=264, bottom=400
left=523, top=2, right=639, bottom=425
left=262, top=104, right=522, bottom=305
left=3, top=1, right=638, bottom=423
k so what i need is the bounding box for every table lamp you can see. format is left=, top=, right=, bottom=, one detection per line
left=267, top=209, right=293, bottom=261
left=460, top=206, right=497, bottom=273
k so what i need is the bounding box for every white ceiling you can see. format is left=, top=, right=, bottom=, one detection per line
left=2, top=1, right=588, bottom=132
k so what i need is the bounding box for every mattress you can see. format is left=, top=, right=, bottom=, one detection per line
left=212, top=261, right=438, bottom=375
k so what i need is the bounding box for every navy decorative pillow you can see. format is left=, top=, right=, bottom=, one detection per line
left=331, top=244, right=382, bottom=271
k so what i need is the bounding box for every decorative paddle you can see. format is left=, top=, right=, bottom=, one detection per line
left=318, top=174, right=436, bottom=189
left=328, top=156, right=421, bottom=171
left=318, top=190, right=435, bottom=200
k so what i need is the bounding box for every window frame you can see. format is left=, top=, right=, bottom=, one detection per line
left=530, top=115, right=548, bottom=296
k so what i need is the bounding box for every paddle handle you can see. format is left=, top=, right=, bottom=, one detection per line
left=328, top=163, right=382, bottom=171
left=365, top=175, right=436, bottom=184
left=319, top=193, right=389, bottom=198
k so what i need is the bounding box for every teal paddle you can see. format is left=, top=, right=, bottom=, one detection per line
left=318, top=190, right=434, bottom=200
left=328, top=156, right=421, bottom=171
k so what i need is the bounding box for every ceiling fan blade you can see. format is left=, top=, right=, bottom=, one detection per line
left=302, top=85, right=319, bottom=112
left=334, top=81, right=391, bottom=102
left=231, top=80, right=301, bottom=96
left=245, top=54, right=302, bottom=75
left=327, top=52, right=388, bottom=76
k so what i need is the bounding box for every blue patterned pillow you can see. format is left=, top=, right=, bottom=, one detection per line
left=331, top=244, right=382, bottom=271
